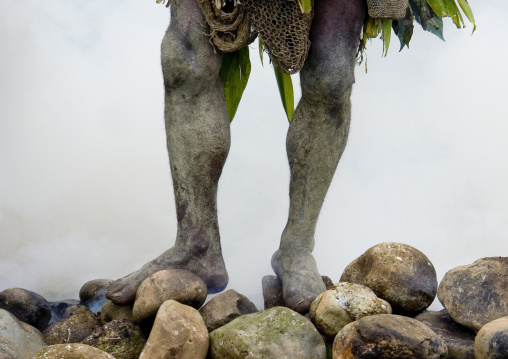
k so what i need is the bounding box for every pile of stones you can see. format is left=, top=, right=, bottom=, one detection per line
left=1, top=242, right=508, bottom=359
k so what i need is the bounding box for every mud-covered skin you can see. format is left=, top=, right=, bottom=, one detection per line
left=273, top=0, right=366, bottom=313
left=107, top=0, right=229, bottom=305
left=107, top=0, right=367, bottom=312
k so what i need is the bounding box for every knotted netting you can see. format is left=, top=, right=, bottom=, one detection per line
left=243, top=0, right=313, bottom=74
left=367, top=0, right=409, bottom=20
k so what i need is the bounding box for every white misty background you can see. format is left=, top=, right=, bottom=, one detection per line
left=1, top=1, right=507, bottom=310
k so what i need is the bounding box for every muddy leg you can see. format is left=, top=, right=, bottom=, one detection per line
left=272, top=0, right=366, bottom=313
left=107, top=0, right=230, bottom=305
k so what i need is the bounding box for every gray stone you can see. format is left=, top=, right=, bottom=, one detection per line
left=199, top=289, right=258, bottom=332
left=474, top=316, right=508, bottom=359
left=43, top=305, right=100, bottom=345
left=310, top=282, right=392, bottom=338
left=0, top=309, right=46, bottom=359
left=0, top=287, right=51, bottom=331
left=80, top=279, right=112, bottom=314
left=333, top=314, right=448, bottom=358
left=415, top=310, right=476, bottom=359
left=82, top=319, right=146, bottom=359
left=438, top=257, right=508, bottom=332
left=340, top=242, right=438, bottom=315
left=79, top=279, right=113, bottom=303
left=132, top=269, right=207, bottom=322
left=33, top=344, right=116, bottom=358
left=100, top=300, right=134, bottom=324
left=322, top=276, right=335, bottom=290
left=209, top=306, right=326, bottom=359
left=262, top=275, right=285, bottom=310
left=139, top=300, right=209, bottom=359
left=0, top=353, right=14, bottom=359
left=49, top=300, right=81, bottom=325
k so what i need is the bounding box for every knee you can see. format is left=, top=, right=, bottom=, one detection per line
left=300, top=56, right=355, bottom=106
left=161, top=29, right=222, bottom=94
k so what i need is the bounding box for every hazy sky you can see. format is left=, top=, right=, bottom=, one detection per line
left=1, top=0, right=507, bottom=310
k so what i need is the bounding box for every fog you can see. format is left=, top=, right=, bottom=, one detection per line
left=1, top=0, right=507, bottom=310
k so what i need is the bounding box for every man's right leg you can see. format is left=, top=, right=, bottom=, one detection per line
left=106, top=0, right=230, bottom=305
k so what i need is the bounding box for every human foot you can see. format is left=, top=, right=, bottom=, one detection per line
left=106, top=245, right=228, bottom=305
left=271, top=248, right=326, bottom=314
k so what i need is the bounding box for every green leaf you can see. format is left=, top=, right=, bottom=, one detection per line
left=273, top=66, right=294, bottom=121
left=297, top=0, right=312, bottom=14
left=426, top=16, right=445, bottom=40
left=393, top=18, right=414, bottom=51
left=381, top=19, right=392, bottom=56
left=456, top=0, right=476, bottom=32
left=426, top=0, right=462, bottom=28
left=258, top=37, right=264, bottom=66
left=220, top=47, right=251, bottom=122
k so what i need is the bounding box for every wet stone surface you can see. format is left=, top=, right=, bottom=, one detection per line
left=415, top=309, right=476, bottom=359
left=340, top=242, right=438, bottom=315
left=438, top=257, right=508, bottom=332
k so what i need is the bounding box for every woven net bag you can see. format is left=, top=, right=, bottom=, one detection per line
left=244, top=0, right=313, bottom=74
left=367, top=0, right=409, bottom=20
left=197, top=0, right=256, bottom=52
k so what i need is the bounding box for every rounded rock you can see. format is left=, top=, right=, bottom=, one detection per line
left=100, top=300, right=134, bottom=324
left=0, top=287, right=51, bottom=331
left=79, top=279, right=113, bottom=303
left=340, top=242, right=437, bottom=315
left=199, top=289, right=258, bottom=332
left=415, top=309, right=476, bottom=359
left=49, top=299, right=82, bottom=325
left=209, top=306, right=326, bottom=359
left=438, top=257, right=508, bottom=332
left=474, top=316, right=508, bottom=359
left=82, top=319, right=146, bottom=359
left=333, top=314, right=447, bottom=358
left=132, top=269, right=207, bottom=322
left=80, top=279, right=112, bottom=314
left=33, top=343, right=116, bottom=359
left=0, top=309, right=46, bottom=359
left=43, top=305, right=100, bottom=344
left=139, top=299, right=209, bottom=359
left=310, top=282, right=392, bottom=338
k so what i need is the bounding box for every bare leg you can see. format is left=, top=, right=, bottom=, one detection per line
left=107, top=0, right=230, bottom=305
left=272, top=0, right=366, bottom=313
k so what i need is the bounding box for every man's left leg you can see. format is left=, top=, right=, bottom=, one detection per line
left=272, top=0, right=366, bottom=313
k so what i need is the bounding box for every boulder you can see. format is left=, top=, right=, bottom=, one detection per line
left=82, top=319, right=146, bottom=359
left=100, top=300, right=134, bottom=324
left=33, top=344, right=116, bottom=359
left=79, top=279, right=112, bottom=314
left=139, top=300, right=209, bottom=359
left=132, top=269, right=207, bottom=322
left=333, top=314, right=447, bottom=358
left=310, top=282, right=392, bottom=338
left=209, top=306, right=326, bottom=358
left=0, top=309, right=46, bottom=359
left=438, top=257, right=508, bottom=332
left=0, top=287, right=51, bottom=331
left=261, top=275, right=285, bottom=310
left=199, top=289, right=258, bottom=332
left=474, top=316, right=508, bottom=359
left=415, top=310, right=476, bottom=359
left=340, top=242, right=437, bottom=315
left=43, top=305, right=100, bottom=344
left=48, top=300, right=81, bottom=325
left=79, top=279, right=113, bottom=303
